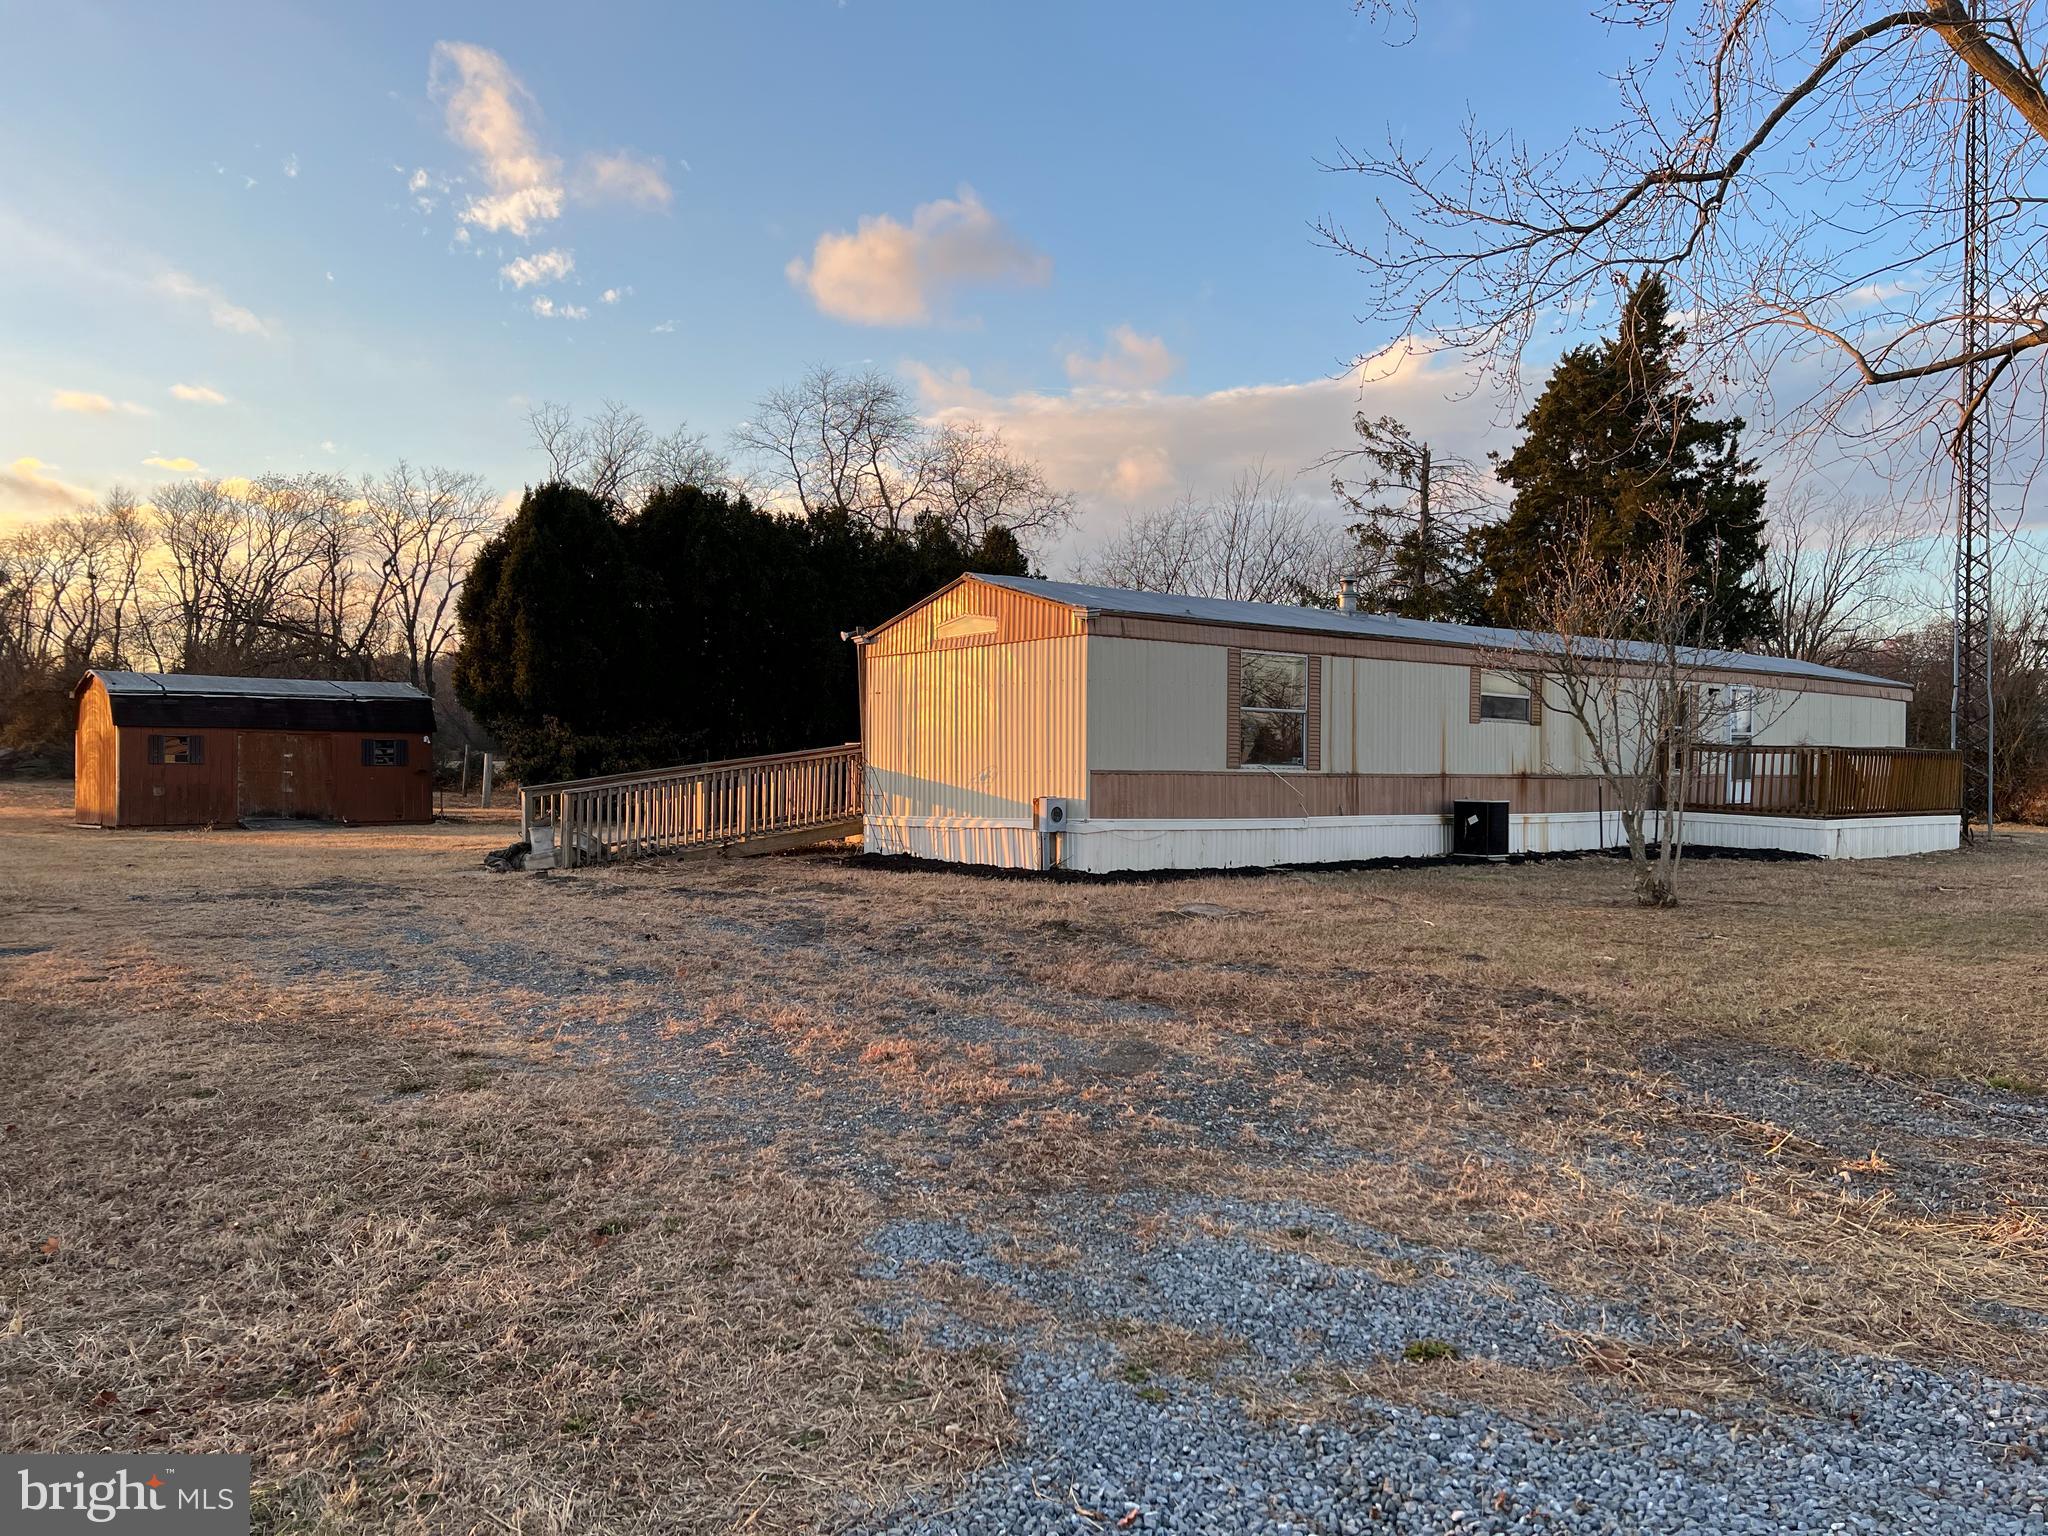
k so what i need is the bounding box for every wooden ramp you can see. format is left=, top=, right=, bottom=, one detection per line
left=520, top=743, right=862, bottom=870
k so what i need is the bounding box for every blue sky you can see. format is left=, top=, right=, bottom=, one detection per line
left=0, top=2, right=1665, bottom=562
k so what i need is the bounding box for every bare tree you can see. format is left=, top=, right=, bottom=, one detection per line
left=1869, top=567, right=2048, bottom=815
left=733, top=365, right=1074, bottom=548
left=923, top=420, right=1076, bottom=546
left=530, top=399, right=736, bottom=507
left=1083, top=465, right=1349, bottom=604
left=362, top=463, right=502, bottom=689
left=1501, top=502, right=1754, bottom=907
left=1760, top=488, right=1922, bottom=667
left=1324, top=2, right=2048, bottom=468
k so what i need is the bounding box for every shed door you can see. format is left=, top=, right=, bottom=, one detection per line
left=237, top=733, right=335, bottom=820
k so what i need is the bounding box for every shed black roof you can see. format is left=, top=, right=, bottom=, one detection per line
left=80, top=671, right=436, bottom=735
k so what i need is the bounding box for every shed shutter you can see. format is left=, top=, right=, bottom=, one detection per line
left=1225, top=649, right=1243, bottom=768
left=148, top=734, right=163, bottom=765
left=394, top=738, right=409, bottom=767
left=361, top=737, right=376, bottom=767
left=187, top=734, right=205, bottom=765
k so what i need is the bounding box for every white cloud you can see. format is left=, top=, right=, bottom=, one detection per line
left=0, top=456, right=95, bottom=517
left=142, top=455, right=202, bottom=472
left=574, top=150, right=673, bottom=210
left=427, top=42, right=674, bottom=250
left=1064, top=325, right=1181, bottom=391
left=430, top=41, right=565, bottom=237
left=906, top=343, right=1512, bottom=571
left=170, top=383, right=228, bottom=404
left=786, top=186, right=1050, bottom=327
left=530, top=295, right=588, bottom=320
left=319, top=440, right=337, bottom=454
left=650, top=318, right=675, bottom=334
left=499, top=247, right=575, bottom=288
left=151, top=269, right=273, bottom=337
left=52, top=389, right=150, bottom=416
left=282, top=153, right=300, bottom=179
left=600, top=285, right=631, bottom=304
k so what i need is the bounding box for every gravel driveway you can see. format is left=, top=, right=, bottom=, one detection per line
left=231, top=842, right=2048, bottom=1533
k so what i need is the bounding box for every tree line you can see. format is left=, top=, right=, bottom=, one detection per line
left=0, top=466, right=497, bottom=765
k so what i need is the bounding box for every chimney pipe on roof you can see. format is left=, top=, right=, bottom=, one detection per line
left=1336, top=576, right=1358, bottom=615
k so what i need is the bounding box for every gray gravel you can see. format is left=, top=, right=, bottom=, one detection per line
left=862, top=1196, right=2048, bottom=1536
left=867, top=1344, right=2046, bottom=1535
left=867, top=1195, right=1644, bottom=1370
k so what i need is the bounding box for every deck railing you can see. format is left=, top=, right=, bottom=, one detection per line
left=1682, top=743, right=1961, bottom=818
left=520, top=742, right=863, bottom=868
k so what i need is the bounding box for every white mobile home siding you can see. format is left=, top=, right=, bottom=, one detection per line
left=1085, top=637, right=1228, bottom=771
left=1751, top=688, right=1903, bottom=748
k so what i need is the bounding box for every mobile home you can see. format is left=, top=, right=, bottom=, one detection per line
left=857, top=575, right=1958, bottom=872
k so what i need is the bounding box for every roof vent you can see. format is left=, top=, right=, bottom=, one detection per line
left=1336, top=576, right=1359, bottom=615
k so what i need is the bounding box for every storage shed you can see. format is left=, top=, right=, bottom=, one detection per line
left=73, top=671, right=435, bottom=828
left=858, top=575, right=1959, bottom=872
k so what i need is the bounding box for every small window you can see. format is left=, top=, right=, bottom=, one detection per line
left=1478, top=691, right=1531, bottom=723
left=148, top=734, right=204, bottom=765
left=1240, top=651, right=1307, bottom=767
left=362, top=738, right=408, bottom=767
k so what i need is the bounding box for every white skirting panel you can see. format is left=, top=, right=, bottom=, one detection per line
left=1652, top=811, right=1958, bottom=860
left=867, top=810, right=1958, bottom=873
left=864, top=814, right=1044, bottom=869
left=1066, top=811, right=1641, bottom=872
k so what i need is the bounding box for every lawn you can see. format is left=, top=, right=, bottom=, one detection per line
left=2, top=780, right=2042, bottom=1533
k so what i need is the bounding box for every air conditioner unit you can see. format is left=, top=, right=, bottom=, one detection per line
left=1451, top=799, right=1510, bottom=860
left=1034, top=796, right=1071, bottom=871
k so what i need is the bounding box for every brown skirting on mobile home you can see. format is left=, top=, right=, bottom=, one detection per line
left=1087, top=769, right=1608, bottom=819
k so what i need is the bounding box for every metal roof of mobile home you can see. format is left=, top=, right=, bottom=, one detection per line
left=77, top=670, right=436, bottom=733
left=973, top=575, right=1903, bottom=691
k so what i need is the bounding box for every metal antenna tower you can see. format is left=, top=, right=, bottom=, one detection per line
left=1951, top=0, right=1996, bottom=835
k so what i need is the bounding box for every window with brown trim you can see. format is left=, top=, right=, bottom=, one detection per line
left=148, top=733, right=204, bottom=765
left=362, top=738, right=409, bottom=767
left=1239, top=651, right=1308, bottom=767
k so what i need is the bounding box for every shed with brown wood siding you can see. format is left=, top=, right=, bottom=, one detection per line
left=72, top=671, right=435, bottom=828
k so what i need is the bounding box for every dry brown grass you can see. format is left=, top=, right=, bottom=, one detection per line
left=0, top=791, right=1008, bottom=1535
left=3, top=778, right=2044, bottom=1507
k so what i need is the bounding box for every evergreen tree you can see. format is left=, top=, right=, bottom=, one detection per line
left=453, top=479, right=1029, bottom=781
left=1481, top=275, right=1774, bottom=647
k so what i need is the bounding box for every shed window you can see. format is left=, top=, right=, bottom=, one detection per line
left=362, top=738, right=408, bottom=767
left=1239, top=651, right=1308, bottom=767
left=148, top=734, right=204, bottom=765
left=1478, top=690, right=1532, bottom=723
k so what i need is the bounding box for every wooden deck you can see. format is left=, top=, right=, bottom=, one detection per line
left=521, top=743, right=862, bottom=869
left=1683, top=744, right=1962, bottom=819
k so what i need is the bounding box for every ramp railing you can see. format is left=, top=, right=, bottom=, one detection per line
left=520, top=742, right=862, bottom=868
